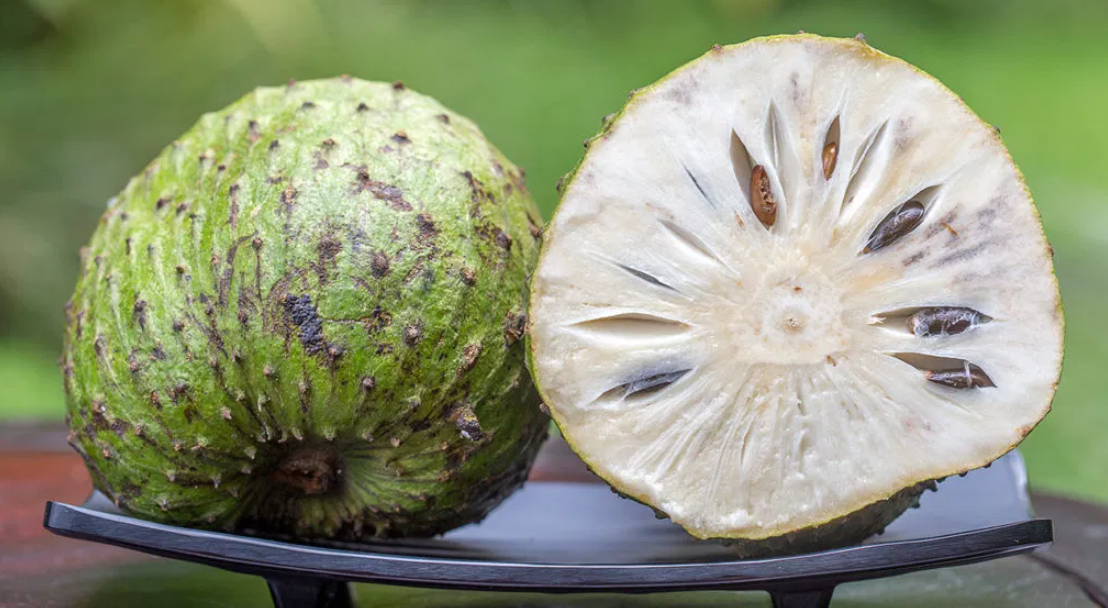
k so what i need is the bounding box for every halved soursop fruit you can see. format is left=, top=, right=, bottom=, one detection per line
left=528, top=34, right=1063, bottom=556
left=62, top=77, right=548, bottom=540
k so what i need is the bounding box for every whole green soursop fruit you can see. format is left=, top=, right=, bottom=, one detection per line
left=61, top=77, right=549, bottom=539
left=528, top=35, right=1063, bottom=556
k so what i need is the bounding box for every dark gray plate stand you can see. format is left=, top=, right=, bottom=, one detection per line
left=45, top=451, right=1050, bottom=608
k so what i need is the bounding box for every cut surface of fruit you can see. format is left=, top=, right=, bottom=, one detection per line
left=528, top=35, right=1063, bottom=552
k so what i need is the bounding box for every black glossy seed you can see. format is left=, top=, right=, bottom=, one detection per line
left=864, top=201, right=925, bottom=253
left=925, top=363, right=995, bottom=389
left=909, top=307, right=985, bottom=337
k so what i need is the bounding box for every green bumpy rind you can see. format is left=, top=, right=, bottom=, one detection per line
left=61, top=78, right=549, bottom=539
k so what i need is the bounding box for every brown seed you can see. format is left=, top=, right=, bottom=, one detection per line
left=909, top=307, right=985, bottom=337
left=750, top=165, right=776, bottom=227
left=822, top=141, right=838, bottom=180
left=925, top=363, right=995, bottom=389
left=863, top=201, right=925, bottom=253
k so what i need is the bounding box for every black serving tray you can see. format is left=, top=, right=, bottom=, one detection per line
left=44, top=450, right=1051, bottom=608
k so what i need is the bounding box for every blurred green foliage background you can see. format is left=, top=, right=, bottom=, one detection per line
left=1, top=0, right=1106, bottom=502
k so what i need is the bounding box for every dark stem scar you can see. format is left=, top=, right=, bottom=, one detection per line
left=271, top=445, right=343, bottom=495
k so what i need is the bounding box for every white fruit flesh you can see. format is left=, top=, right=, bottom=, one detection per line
left=529, top=36, right=1063, bottom=541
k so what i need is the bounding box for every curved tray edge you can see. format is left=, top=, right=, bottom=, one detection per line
left=43, top=500, right=1053, bottom=593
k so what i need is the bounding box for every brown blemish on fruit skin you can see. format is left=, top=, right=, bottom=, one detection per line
left=458, top=343, right=483, bottom=377
left=351, top=166, right=412, bottom=211
left=370, top=251, right=390, bottom=277
left=169, top=382, right=189, bottom=404
left=127, top=350, right=143, bottom=374
left=416, top=213, right=437, bottom=236
left=132, top=299, right=148, bottom=330
left=494, top=228, right=512, bottom=251
left=317, top=234, right=342, bottom=265
left=504, top=312, right=526, bottom=346
left=403, top=324, right=424, bottom=346
left=366, top=306, right=392, bottom=333
left=447, top=402, right=484, bottom=441
left=527, top=216, right=542, bottom=240
left=462, top=171, right=494, bottom=205
left=279, top=183, right=298, bottom=213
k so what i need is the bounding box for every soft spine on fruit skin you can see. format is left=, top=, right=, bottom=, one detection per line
left=61, top=77, right=549, bottom=540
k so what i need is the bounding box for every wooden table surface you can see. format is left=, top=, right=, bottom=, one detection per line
left=2, top=423, right=1105, bottom=608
